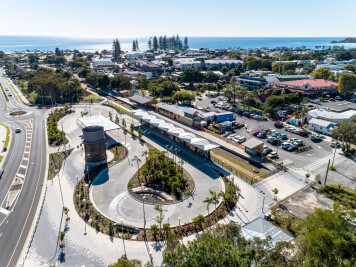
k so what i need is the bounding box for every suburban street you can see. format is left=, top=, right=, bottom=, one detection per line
left=0, top=73, right=47, bottom=267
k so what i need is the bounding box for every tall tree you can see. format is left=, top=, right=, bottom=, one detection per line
left=153, top=36, right=159, bottom=51
left=338, top=73, right=356, bottom=97
left=112, top=38, right=121, bottom=62
left=163, top=35, right=168, bottom=51
left=135, top=39, right=139, bottom=51
left=183, top=37, right=189, bottom=50
left=132, top=40, right=136, bottom=51
left=147, top=38, right=152, bottom=51
left=158, top=36, right=163, bottom=50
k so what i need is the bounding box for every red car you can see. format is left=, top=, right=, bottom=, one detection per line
left=212, top=103, right=217, bottom=106
left=253, top=131, right=260, bottom=136
left=329, top=98, right=335, bottom=102
left=299, top=130, right=308, bottom=136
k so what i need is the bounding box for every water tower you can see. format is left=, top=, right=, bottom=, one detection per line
left=82, top=126, right=107, bottom=162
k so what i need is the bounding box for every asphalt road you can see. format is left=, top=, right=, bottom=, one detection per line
left=0, top=73, right=47, bottom=267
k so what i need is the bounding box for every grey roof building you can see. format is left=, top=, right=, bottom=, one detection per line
left=241, top=217, right=294, bottom=247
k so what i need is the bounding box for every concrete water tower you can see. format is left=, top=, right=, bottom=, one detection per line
left=82, top=126, right=107, bottom=162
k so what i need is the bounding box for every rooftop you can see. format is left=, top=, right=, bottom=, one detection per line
left=241, top=218, right=294, bottom=247
left=274, top=79, right=338, bottom=88
left=243, top=138, right=264, bottom=149
left=129, top=93, right=155, bottom=104
left=77, top=115, right=120, bottom=131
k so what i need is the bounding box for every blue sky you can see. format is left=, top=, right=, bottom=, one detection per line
left=1, top=0, right=355, bottom=38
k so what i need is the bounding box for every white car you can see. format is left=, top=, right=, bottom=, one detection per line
left=290, top=138, right=298, bottom=142
left=236, top=137, right=246, bottom=143
left=294, top=140, right=304, bottom=147
left=281, top=142, right=291, bottom=149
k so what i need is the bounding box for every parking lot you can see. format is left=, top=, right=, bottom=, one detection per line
left=316, top=99, right=356, bottom=112
left=194, top=95, right=335, bottom=170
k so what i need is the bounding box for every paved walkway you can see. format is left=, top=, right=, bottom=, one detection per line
left=90, top=128, right=224, bottom=228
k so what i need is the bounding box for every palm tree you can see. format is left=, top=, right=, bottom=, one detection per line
left=272, top=188, right=279, bottom=201
left=163, top=223, right=171, bottom=239
left=149, top=224, right=159, bottom=241
left=218, top=189, right=232, bottom=208
left=203, top=197, right=213, bottom=215
left=209, top=190, right=219, bottom=222
left=192, top=214, right=206, bottom=231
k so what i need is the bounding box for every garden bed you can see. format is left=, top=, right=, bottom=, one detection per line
left=127, top=148, right=195, bottom=201
left=47, top=105, right=74, bottom=146
left=48, top=148, right=74, bottom=180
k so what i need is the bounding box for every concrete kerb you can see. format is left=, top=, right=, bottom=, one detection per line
left=17, top=112, right=50, bottom=267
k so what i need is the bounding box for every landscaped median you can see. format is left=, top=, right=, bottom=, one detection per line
left=48, top=148, right=74, bottom=180
left=211, top=148, right=269, bottom=183
left=0, top=82, right=9, bottom=102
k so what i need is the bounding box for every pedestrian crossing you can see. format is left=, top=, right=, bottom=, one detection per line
left=304, top=155, right=333, bottom=173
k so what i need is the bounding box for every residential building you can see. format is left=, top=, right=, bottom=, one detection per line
left=92, top=58, right=115, bottom=70
left=273, top=79, right=338, bottom=94
left=308, top=118, right=336, bottom=135
left=204, top=59, right=243, bottom=70
left=173, top=58, right=202, bottom=69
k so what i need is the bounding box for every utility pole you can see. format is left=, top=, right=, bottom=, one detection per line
left=331, top=147, right=337, bottom=168
left=323, top=159, right=330, bottom=188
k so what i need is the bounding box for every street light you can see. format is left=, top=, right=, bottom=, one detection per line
left=178, top=217, right=181, bottom=227
left=142, top=195, right=147, bottom=238
left=76, top=175, right=78, bottom=185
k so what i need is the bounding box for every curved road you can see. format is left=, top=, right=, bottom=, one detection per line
left=0, top=73, right=47, bottom=267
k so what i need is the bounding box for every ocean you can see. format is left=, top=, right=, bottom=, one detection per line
left=0, top=36, right=355, bottom=53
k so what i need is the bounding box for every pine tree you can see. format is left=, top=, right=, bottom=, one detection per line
left=163, top=35, right=168, bottom=51
left=132, top=40, right=136, bottom=51
left=153, top=36, right=159, bottom=51
left=184, top=37, right=189, bottom=50
left=112, top=38, right=121, bottom=62
left=148, top=38, right=152, bottom=51
left=135, top=39, right=139, bottom=51
left=158, top=36, right=163, bottom=50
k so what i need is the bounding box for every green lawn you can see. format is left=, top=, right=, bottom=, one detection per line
left=81, top=94, right=103, bottom=103
left=48, top=148, right=74, bottom=180
left=212, top=148, right=269, bottom=179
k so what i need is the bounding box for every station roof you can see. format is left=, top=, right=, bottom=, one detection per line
left=77, top=115, right=120, bottom=131
left=131, top=109, right=220, bottom=151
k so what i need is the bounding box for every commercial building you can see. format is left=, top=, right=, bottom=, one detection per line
left=308, top=108, right=356, bottom=123
left=243, top=138, right=264, bottom=156
left=273, top=79, right=338, bottom=95
left=237, top=76, right=268, bottom=90
left=131, top=110, right=220, bottom=158
left=129, top=93, right=158, bottom=107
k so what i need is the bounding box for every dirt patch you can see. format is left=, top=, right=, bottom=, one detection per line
left=283, top=185, right=334, bottom=220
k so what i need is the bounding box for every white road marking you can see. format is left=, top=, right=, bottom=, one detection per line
left=0, top=208, right=10, bottom=215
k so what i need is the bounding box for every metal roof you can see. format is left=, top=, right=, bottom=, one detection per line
left=131, top=109, right=220, bottom=151
left=77, top=115, right=120, bottom=131
left=241, top=217, right=294, bottom=247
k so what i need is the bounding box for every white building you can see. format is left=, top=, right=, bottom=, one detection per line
left=173, top=58, right=202, bottom=69
left=308, top=118, right=336, bottom=136
left=92, top=58, right=115, bottom=69
left=308, top=108, right=356, bottom=123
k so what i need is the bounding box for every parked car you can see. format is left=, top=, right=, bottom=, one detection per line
left=253, top=115, right=262, bottom=119
left=290, top=138, right=298, bottom=142
left=257, top=132, right=267, bottom=138
left=310, top=134, right=322, bottom=141
left=279, top=134, right=288, bottom=139
left=287, top=145, right=298, bottom=151
left=15, top=128, right=21, bottom=133
left=242, top=111, right=249, bottom=116
left=0, top=168, right=3, bottom=179
left=211, top=100, right=217, bottom=104
left=274, top=122, right=283, bottom=128
left=262, top=146, right=273, bottom=155
left=293, top=140, right=304, bottom=147
left=272, top=131, right=280, bottom=137
left=267, top=137, right=279, bottom=145
left=236, top=137, right=246, bottom=143
left=281, top=142, right=291, bottom=149
left=329, top=98, right=335, bottom=102
left=299, top=130, right=308, bottom=136
left=335, top=96, right=343, bottom=101
left=253, top=131, right=260, bottom=136
left=267, top=152, right=278, bottom=159
left=330, top=142, right=341, bottom=148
